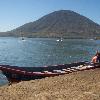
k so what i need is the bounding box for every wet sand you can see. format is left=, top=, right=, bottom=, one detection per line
left=0, top=68, right=100, bottom=100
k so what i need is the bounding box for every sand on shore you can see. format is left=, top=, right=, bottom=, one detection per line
left=0, top=68, right=100, bottom=100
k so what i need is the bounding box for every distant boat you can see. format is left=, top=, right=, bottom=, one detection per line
left=20, top=32, right=25, bottom=41
left=56, top=38, right=63, bottom=42
left=90, top=39, right=94, bottom=40
left=56, top=39, right=60, bottom=41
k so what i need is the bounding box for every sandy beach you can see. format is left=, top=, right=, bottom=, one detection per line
left=0, top=68, right=100, bottom=100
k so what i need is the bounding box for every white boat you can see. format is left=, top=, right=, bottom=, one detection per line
left=56, top=38, right=63, bottom=42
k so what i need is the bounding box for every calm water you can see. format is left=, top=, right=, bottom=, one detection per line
left=0, top=37, right=100, bottom=85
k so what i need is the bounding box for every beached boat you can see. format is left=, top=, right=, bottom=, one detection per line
left=0, top=62, right=99, bottom=84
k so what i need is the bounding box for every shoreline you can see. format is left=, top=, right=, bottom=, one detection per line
left=0, top=36, right=99, bottom=39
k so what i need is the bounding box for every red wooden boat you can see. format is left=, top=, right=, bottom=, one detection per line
left=0, top=61, right=99, bottom=84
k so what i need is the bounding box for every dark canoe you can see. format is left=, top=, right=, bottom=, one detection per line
left=0, top=61, right=99, bottom=84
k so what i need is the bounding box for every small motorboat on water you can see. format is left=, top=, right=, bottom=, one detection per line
left=56, top=38, right=63, bottom=42
left=0, top=61, right=99, bottom=84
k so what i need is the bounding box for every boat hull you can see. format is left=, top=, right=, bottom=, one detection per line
left=0, top=62, right=99, bottom=83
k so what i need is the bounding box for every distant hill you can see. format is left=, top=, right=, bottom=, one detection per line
left=1, top=10, right=100, bottom=38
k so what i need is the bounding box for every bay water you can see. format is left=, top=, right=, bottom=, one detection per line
left=0, top=37, right=100, bottom=85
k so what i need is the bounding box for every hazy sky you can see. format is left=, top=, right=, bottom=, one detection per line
left=0, top=0, right=100, bottom=32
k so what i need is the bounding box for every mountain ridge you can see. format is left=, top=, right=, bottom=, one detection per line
left=1, top=10, right=100, bottom=38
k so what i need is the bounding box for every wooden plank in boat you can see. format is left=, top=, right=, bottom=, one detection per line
left=53, top=70, right=67, bottom=73
left=62, top=69, right=73, bottom=73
